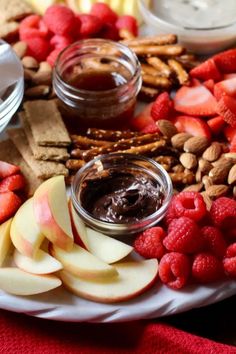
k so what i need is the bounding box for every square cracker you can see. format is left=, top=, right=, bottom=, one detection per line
left=0, top=139, right=41, bottom=196
left=19, top=112, right=70, bottom=162
left=23, top=100, right=71, bottom=147
left=0, top=0, right=32, bottom=22
left=8, top=128, right=69, bottom=179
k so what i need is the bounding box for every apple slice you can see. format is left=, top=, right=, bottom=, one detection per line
left=69, top=200, right=89, bottom=249
left=0, top=219, right=13, bottom=266
left=13, top=249, right=63, bottom=275
left=33, top=176, right=73, bottom=251
left=0, top=268, right=61, bottom=295
left=60, top=259, right=158, bottom=303
left=50, top=243, right=118, bottom=280
left=10, top=198, right=44, bottom=258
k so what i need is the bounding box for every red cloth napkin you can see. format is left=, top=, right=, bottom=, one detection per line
left=0, top=310, right=235, bottom=354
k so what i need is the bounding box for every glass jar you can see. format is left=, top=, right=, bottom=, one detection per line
left=71, top=153, right=173, bottom=236
left=53, top=39, right=142, bottom=132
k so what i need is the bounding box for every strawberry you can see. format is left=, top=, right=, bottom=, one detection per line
left=19, top=15, right=49, bottom=41
left=26, top=37, right=50, bottom=62
left=207, top=116, right=225, bottom=135
left=213, top=49, right=236, bottom=73
left=77, top=14, right=103, bottom=38
left=99, top=23, right=119, bottom=41
left=0, top=192, right=22, bottom=223
left=0, top=174, right=25, bottom=193
left=0, top=161, right=20, bottom=179
left=203, top=79, right=215, bottom=93
left=50, top=34, right=73, bottom=50
left=224, top=73, right=236, bottom=79
left=214, top=78, right=236, bottom=101
left=190, top=58, right=221, bottom=81
left=174, top=84, right=217, bottom=116
left=151, top=92, right=173, bottom=121
left=216, top=95, right=236, bottom=127
left=174, top=116, right=211, bottom=139
left=44, top=5, right=78, bottom=36
left=90, top=3, right=118, bottom=24
left=230, top=136, right=236, bottom=152
left=116, top=15, right=138, bottom=37
left=46, top=48, right=61, bottom=67
left=130, top=103, right=154, bottom=131
left=224, top=125, right=236, bottom=142
left=141, top=122, right=158, bottom=134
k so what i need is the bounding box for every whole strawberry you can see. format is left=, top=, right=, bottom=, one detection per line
left=44, top=5, right=78, bottom=36
left=192, top=252, right=224, bottom=283
left=151, top=92, right=173, bottom=121
left=134, top=227, right=166, bottom=260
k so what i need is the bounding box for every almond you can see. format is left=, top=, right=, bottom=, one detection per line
left=209, top=165, right=231, bottom=184
left=183, top=183, right=203, bottom=192
left=202, top=142, right=222, bottom=162
left=12, top=41, right=27, bottom=59
left=202, top=175, right=213, bottom=190
left=198, top=158, right=212, bottom=174
left=183, top=136, right=209, bottom=155
left=205, top=185, right=229, bottom=198
left=25, top=85, right=50, bottom=98
left=180, top=152, right=197, bottom=169
left=233, top=186, right=236, bottom=198
left=201, top=192, right=212, bottom=211
left=157, top=120, right=178, bottom=138
left=38, top=61, right=52, bottom=73
left=195, top=167, right=203, bottom=183
left=223, top=153, right=236, bottom=163
left=171, top=132, right=192, bottom=150
left=212, top=157, right=234, bottom=169
left=228, top=164, right=236, bottom=184
left=32, top=71, right=52, bottom=85
left=22, top=56, right=39, bottom=69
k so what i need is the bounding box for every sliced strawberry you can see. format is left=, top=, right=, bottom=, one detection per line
left=207, top=116, right=225, bottom=135
left=0, top=192, right=22, bottom=223
left=151, top=92, right=173, bottom=121
left=224, top=73, right=236, bottom=80
left=190, top=58, right=221, bottom=81
left=0, top=174, right=25, bottom=193
left=224, top=125, right=236, bottom=142
left=174, top=84, right=217, bottom=116
left=141, top=122, right=158, bottom=134
left=214, top=78, right=236, bottom=101
left=213, top=49, right=236, bottom=73
left=230, top=137, right=236, bottom=152
left=130, top=103, right=154, bottom=131
left=0, top=161, right=20, bottom=179
left=216, top=95, right=236, bottom=127
left=203, top=79, right=215, bottom=93
left=174, top=116, right=211, bottom=139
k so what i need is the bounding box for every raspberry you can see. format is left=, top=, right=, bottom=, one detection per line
left=77, top=14, right=103, bottom=38
left=151, top=92, right=173, bottom=121
left=26, top=37, right=50, bottom=62
left=134, top=227, right=166, bottom=260
left=223, top=243, right=236, bottom=277
left=46, top=48, right=61, bottom=67
left=50, top=34, right=73, bottom=50
left=210, top=197, right=236, bottom=229
left=19, top=15, right=49, bottom=41
left=164, top=195, right=178, bottom=226
left=116, top=15, right=138, bottom=37
left=90, top=3, right=118, bottom=24
left=173, top=191, right=207, bottom=221
left=201, top=226, right=227, bottom=259
left=99, top=23, right=119, bottom=41
left=159, top=252, right=191, bottom=289
left=43, top=5, right=78, bottom=36
left=163, top=217, right=204, bottom=254
left=192, top=252, right=224, bottom=283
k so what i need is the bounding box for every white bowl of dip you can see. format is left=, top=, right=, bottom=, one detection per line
left=139, top=0, right=236, bottom=54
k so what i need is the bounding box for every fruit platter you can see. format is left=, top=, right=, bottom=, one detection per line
left=0, top=0, right=236, bottom=322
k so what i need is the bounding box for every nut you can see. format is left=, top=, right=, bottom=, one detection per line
left=198, top=158, right=212, bottom=174
left=183, top=183, right=203, bottom=192
left=24, top=68, right=35, bottom=81
left=228, top=164, right=236, bottom=184
left=205, top=185, right=229, bottom=198
left=212, top=157, right=234, bottom=169
left=38, top=61, right=52, bottom=73
left=22, top=56, right=39, bottom=69
left=201, top=192, right=213, bottom=211
left=169, top=170, right=195, bottom=185
left=195, top=167, right=203, bottom=183
left=202, top=142, right=222, bottom=162
left=223, top=153, right=236, bottom=163
left=171, top=132, right=192, bottom=150
left=157, top=120, right=178, bottom=138
left=172, top=164, right=184, bottom=173
left=180, top=152, right=197, bottom=169
left=209, top=165, right=231, bottom=184
left=183, top=136, right=209, bottom=155
left=202, top=175, right=213, bottom=190
left=233, top=186, right=236, bottom=198
left=32, top=71, right=52, bottom=85
left=24, top=85, right=50, bottom=98
left=12, top=41, right=27, bottom=58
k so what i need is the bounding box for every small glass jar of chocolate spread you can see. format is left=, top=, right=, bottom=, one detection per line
left=71, top=153, right=173, bottom=236
left=53, top=39, right=142, bottom=132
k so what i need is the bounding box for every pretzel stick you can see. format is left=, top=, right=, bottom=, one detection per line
left=66, top=159, right=85, bottom=171
left=142, top=74, right=171, bottom=88
left=146, top=57, right=172, bottom=77
left=167, top=59, right=189, bottom=85
left=117, top=139, right=166, bottom=155
left=130, top=45, right=185, bottom=57
left=70, top=135, right=110, bottom=148
left=86, top=128, right=141, bottom=141
left=139, top=86, right=159, bottom=100
left=119, top=28, right=135, bottom=40
left=122, top=34, right=177, bottom=46
left=141, top=63, right=162, bottom=76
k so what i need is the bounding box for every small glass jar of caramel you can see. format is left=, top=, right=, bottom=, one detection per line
left=53, top=39, right=142, bottom=131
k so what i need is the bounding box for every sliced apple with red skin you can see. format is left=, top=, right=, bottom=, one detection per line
left=10, top=198, right=44, bottom=258
left=60, top=259, right=158, bottom=303
left=0, top=268, right=62, bottom=295
left=50, top=243, right=118, bottom=280
left=14, top=249, right=63, bottom=275
left=0, top=218, right=13, bottom=266
left=33, top=176, right=73, bottom=251
left=69, top=200, right=88, bottom=249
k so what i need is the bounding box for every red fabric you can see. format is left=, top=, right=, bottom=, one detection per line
left=0, top=310, right=235, bottom=354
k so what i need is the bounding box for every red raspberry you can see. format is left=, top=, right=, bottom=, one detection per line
left=50, top=34, right=73, bottom=50
left=163, top=217, right=204, bottom=254
left=201, top=226, right=227, bottom=259
left=151, top=92, right=173, bottom=121
left=90, top=3, right=118, bottom=24
left=210, top=197, right=236, bottom=229
left=223, top=243, right=236, bottom=277
left=46, top=48, right=61, bottom=67
left=164, top=195, right=178, bottom=226
left=116, top=15, right=138, bottom=37
left=134, top=227, right=166, bottom=260
left=167, top=218, right=179, bottom=234
left=192, top=252, right=224, bottom=283
left=99, top=23, right=119, bottom=41
left=159, top=252, right=191, bottom=289
left=77, top=14, right=103, bottom=38
left=19, top=15, right=49, bottom=40
left=174, top=191, right=207, bottom=222
left=26, top=37, right=50, bottom=62
left=43, top=5, right=78, bottom=36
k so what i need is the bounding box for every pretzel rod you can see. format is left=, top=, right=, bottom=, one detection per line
left=130, top=45, right=185, bottom=57
left=86, top=128, right=141, bottom=141
left=175, top=55, right=201, bottom=70
left=119, top=28, right=135, bottom=40
left=66, top=159, right=85, bottom=170
left=142, top=74, right=171, bottom=88
left=70, top=135, right=110, bottom=148
left=167, top=59, right=189, bottom=85
left=146, top=57, right=172, bottom=77
left=122, top=34, right=177, bottom=46
left=141, top=63, right=162, bottom=76
left=117, top=139, right=166, bottom=156
left=139, top=86, right=159, bottom=100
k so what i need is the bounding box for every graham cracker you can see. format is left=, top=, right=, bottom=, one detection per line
left=0, top=0, right=32, bottom=22
left=0, top=139, right=41, bottom=196
left=23, top=100, right=71, bottom=147
left=19, top=112, right=70, bottom=162
left=8, top=128, right=69, bottom=179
